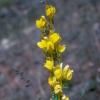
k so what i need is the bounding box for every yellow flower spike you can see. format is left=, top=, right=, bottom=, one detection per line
left=44, top=59, right=54, bottom=71
left=54, top=84, right=62, bottom=94
left=46, top=5, right=56, bottom=18
left=57, top=44, right=66, bottom=53
left=49, top=33, right=61, bottom=43
left=48, top=76, right=56, bottom=87
left=37, top=39, right=47, bottom=49
left=54, top=65, right=62, bottom=80
left=36, top=16, right=47, bottom=29
left=36, top=2, right=74, bottom=100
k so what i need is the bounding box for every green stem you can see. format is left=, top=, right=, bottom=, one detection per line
left=52, top=93, right=59, bottom=100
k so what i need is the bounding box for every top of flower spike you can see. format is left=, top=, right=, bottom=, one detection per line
left=45, top=4, right=56, bottom=18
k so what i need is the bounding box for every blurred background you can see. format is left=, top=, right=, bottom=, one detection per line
left=0, top=0, right=100, bottom=100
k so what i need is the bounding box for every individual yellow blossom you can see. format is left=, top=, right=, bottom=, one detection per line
left=57, top=44, right=66, bottom=53
left=49, top=33, right=61, bottom=43
left=63, top=64, right=70, bottom=75
left=44, top=59, right=54, bottom=71
left=37, top=38, right=54, bottom=50
left=63, top=65, right=73, bottom=80
left=48, top=76, right=56, bottom=87
left=37, top=33, right=61, bottom=51
left=54, top=84, right=62, bottom=94
left=36, top=16, right=47, bottom=29
left=37, top=39, right=47, bottom=49
left=54, top=66, right=62, bottom=80
left=66, top=69, right=73, bottom=80
left=46, top=5, right=56, bottom=18
left=62, top=95, right=70, bottom=100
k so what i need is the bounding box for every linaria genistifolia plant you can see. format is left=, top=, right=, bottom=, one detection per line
left=36, top=0, right=74, bottom=100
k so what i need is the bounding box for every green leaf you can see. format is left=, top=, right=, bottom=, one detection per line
left=62, top=80, right=72, bottom=91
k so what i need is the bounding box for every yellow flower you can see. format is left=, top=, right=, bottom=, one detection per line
left=44, top=59, right=54, bottom=71
left=63, top=64, right=69, bottom=75
left=66, top=69, right=73, bottom=80
left=48, top=76, right=56, bottom=87
left=37, top=38, right=54, bottom=50
left=57, top=44, right=66, bottom=53
left=54, top=66, right=62, bottom=80
left=46, top=5, right=56, bottom=18
left=37, top=33, right=61, bottom=51
left=37, top=40, right=47, bottom=49
left=49, top=33, right=61, bottom=43
left=63, top=65, right=73, bottom=80
left=46, top=41, right=54, bottom=50
left=36, top=16, right=46, bottom=29
left=54, top=84, right=62, bottom=94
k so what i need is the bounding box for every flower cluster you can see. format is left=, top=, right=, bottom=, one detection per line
left=36, top=4, right=73, bottom=100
